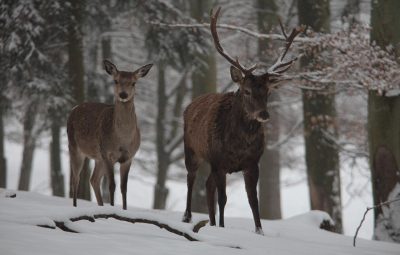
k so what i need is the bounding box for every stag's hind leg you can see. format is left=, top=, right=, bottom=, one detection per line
left=182, top=146, right=200, bottom=223
left=212, top=170, right=227, bottom=227
left=206, top=173, right=216, bottom=226
left=69, top=147, right=85, bottom=207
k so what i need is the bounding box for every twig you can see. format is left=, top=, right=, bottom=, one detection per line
left=353, top=198, right=400, bottom=247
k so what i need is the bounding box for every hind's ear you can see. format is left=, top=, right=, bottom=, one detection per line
left=104, top=60, right=118, bottom=76
left=134, top=64, right=153, bottom=79
left=230, top=66, right=243, bottom=83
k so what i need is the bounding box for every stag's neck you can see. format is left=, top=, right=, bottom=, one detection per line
left=231, top=92, right=261, bottom=133
left=113, top=99, right=138, bottom=135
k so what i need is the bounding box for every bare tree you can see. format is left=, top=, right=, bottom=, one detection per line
left=369, top=0, right=400, bottom=242
left=298, top=0, right=343, bottom=233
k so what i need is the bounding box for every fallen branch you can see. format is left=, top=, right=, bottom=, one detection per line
left=353, top=198, right=400, bottom=247
left=38, top=213, right=208, bottom=242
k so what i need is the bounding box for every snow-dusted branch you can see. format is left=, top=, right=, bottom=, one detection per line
left=38, top=213, right=210, bottom=242
left=149, top=21, right=313, bottom=43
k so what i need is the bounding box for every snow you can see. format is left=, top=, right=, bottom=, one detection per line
left=3, top=136, right=375, bottom=240
left=0, top=189, right=399, bottom=255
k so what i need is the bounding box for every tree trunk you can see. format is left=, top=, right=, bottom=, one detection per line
left=50, top=120, right=65, bottom=197
left=68, top=0, right=90, bottom=201
left=256, top=0, right=282, bottom=220
left=189, top=0, right=217, bottom=214
left=0, top=98, right=6, bottom=188
left=369, top=0, right=400, bottom=242
left=18, top=103, right=38, bottom=191
left=153, top=63, right=170, bottom=209
left=101, top=29, right=112, bottom=203
left=298, top=0, right=343, bottom=233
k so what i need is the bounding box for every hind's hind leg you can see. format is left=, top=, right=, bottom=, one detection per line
left=69, top=147, right=85, bottom=207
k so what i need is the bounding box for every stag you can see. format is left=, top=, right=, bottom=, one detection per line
left=182, top=7, right=303, bottom=234
left=67, top=60, right=153, bottom=210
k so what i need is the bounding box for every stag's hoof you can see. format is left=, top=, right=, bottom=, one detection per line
left=255, top=227, right=264, bottom=236
left=182, top=212, right=192, bottom=223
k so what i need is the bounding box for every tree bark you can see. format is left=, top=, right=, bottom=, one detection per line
left=50, top=120, right=65, bottom=197
left=0, top=98, right=6, bottom=188
left=18, top=103, right=38, bottom=191
left=68, top=0, right=90, bottom=201
left=298, top=0, right=343, bottom=233
left=256, top=0, right=282, bottom=220
left=101, top=25, right=112, bottom=203
left=369, top=0, right=400, bottom=242
left=153, top=63, right=170, bottom=210
left=189, top=0, right=217, bottom=214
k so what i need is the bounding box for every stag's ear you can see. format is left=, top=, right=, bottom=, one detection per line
left=104, top=60, right=118, bottom=76
left=230, top=66, right=243, bottom=83
left=134, top=64, right=153, bottom=79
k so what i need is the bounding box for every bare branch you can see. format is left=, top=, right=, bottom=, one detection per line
left=353, top=198, right=400, bottom=247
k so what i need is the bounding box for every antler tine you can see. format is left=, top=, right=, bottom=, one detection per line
left=267, top=21, right=304, bottom=76
left=210, top=7, right=255, bottom=74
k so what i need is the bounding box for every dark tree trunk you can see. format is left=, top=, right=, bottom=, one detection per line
left=18, top=103, right=38, bottom=191
left=189, top=0, right=217, bottom=214
left=256, top=0, right=282, bottom=220
left=68, top=0, right=90, bottom=201
left=369, top=0, right=400, bottom=242
left=101, top=27, right=112, bottom=203
left=153, top=63, right=170, bottom=209
left=298, top=0, right=343, bottom=233
left=50, top=120, right=65, bottom=197
left=0, top=98, right=6, bottom=188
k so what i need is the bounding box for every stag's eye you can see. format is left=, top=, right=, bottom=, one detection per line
left=243, top=89, right=251, bottom=96
left=114, top=80, right=118, bottom=84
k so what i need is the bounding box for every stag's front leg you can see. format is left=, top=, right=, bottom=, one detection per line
left=244, top=166, right=263, bottom=235
left=120, top=160, right=132, bottom=210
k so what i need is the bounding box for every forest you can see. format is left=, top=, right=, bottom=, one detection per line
left=0, top=0, right=399, bottom=251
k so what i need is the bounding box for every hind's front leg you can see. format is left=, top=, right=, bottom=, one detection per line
left=120, top=159, right=132, bottom=210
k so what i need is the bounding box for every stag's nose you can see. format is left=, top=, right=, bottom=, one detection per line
left=119, top=92, right=128, bottom=100
left=257, top=110, right=270, bottom=122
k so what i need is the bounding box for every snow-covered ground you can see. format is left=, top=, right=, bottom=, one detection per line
left=4, top=136, right=374, bottom=240
left=0, top=190, right=398, bottom=255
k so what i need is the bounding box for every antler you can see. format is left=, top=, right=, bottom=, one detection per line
left=267, top=20, right=304, bottom=76
left=210, top=7, right=257, bottom=74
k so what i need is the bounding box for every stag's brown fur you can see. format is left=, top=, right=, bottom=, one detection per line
left=67, top=60, right=152, bottom=210
left=182, top=7, right=302, bottom=234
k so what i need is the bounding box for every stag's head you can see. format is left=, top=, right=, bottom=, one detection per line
left=210, top=7, right=303, bottom=122
left=103, top=60, right=153, bottom=103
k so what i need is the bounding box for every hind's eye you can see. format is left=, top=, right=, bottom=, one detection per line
left=132, top=82, right=136, bottom=86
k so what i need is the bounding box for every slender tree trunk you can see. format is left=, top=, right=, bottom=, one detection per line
left=189, top=0, right=217, bottom=214
left=0, top=98, right=6, bottom=188
left=50, top=119, right=64, bottom=197
left=256, top=0, right=282, bottom=220
left=68, top=0, right=90, bottom=201
left=18, top=103, right=38, bottom=191
left=298, top=0, right=343, bottom=233
left=369, top=0, right=400, bottom=242
left=153, top=63, right=169, bottom=209
left=101, top=28, right=112, bottom=203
